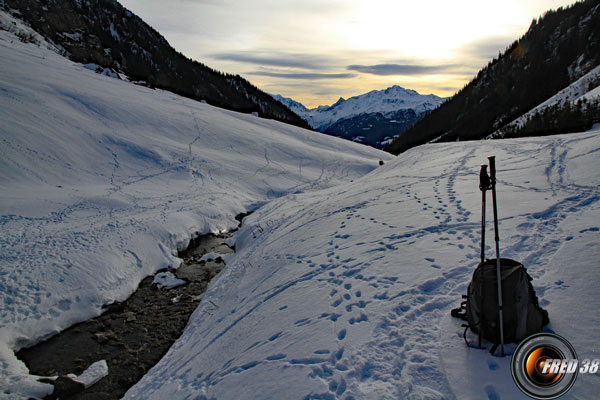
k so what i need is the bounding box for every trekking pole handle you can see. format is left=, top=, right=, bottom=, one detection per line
left=488, top=156, right=496, bottom=185
left=479, top=164, right=490, bottom=192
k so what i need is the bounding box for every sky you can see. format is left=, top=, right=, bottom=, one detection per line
left=119, top=0, right=577, bottom=108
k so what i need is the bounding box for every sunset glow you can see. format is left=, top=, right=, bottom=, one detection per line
left=120, top=0, right=576, bottom=107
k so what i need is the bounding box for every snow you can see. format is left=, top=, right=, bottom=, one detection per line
left=60, top=31, right=83, bottom=42
left=579, top=84, right=600, bottom=102
left=0, top=12, right=389, bottom=398
left=0, top=8, right=59, bottom=54
left=380, top=135, right=400, bottom=146
left=153, top=272, right=187, bottom=289
left=200, top=252, right=222, bottom=262
left=126, top=130, right=600, bottom=399
left=69, top=360, right=109, bottom=389
left=109, top=22, right=121, bottom=41
left=272, top=86, right=445, bottom=131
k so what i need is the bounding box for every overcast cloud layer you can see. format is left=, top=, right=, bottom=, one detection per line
left=119, top=0, right=576, bottom=107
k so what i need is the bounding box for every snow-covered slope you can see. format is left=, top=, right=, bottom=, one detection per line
left=273, top=86, right=445, bottom=131
left=488, top=65, right=600, bottom=139
left=127, top=129, right=600, bottom=399
left=0, top=12, right=392, bottom=398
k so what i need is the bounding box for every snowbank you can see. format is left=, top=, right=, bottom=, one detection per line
left=0, top=13, right=390, bottom=398
left=127, top=129, right=600, bottom=399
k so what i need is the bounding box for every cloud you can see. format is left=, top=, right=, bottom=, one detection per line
left=246, top=70, right=356, bottom=80
left=347, top=63, right=461, bottom=76
left=259, top=80, right=354, bottom=99
left=454, top=34, right=517, bottom=62
left=213, top=51, right=357, bottom=80
left=211, top=52, right=337, bottom=70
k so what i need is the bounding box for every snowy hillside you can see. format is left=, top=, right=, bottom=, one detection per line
left=127, top=129, right=600, bottom=399
left=4, top=0, right=309, bottom=128
left=0, top=12, right=391, bottom=398
left=273, top=86, right=445, bottom=131
left=488, top=65, right=600, bottom=139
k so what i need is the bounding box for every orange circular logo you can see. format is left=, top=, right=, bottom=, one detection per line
left=511, top=333, right=578, bottom=399
left=524, top=346, right=564, bottom=386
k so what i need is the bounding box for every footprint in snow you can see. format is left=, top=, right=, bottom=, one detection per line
left=294, top=318, right=311, bottom=327
left=484, top=384, right=500, bottom=400
left=265, top=354, right=286, bottom=361
left=487, top=359, right=499, bottom=371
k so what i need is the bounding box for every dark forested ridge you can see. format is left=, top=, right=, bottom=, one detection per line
left=322, top=109, right=426, bottom=149
left=3, top=0, right=310, bottom=129
left=387, top=0, right=600, bottom=154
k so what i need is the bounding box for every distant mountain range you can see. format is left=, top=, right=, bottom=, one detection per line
left=272, top=86, right=446, bottom=148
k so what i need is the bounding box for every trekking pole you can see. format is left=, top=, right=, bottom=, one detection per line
left=478, top=164, right=491, bottom=349
left=479, top=165, right=491, bottom=263
left=488, top=156, right=505, bottom=357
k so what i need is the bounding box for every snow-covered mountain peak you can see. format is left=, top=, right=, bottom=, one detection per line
left=380, top=85, right=417, bottom=96
left=272, top=85, right=446, bottom=131
left=331, top=96, right=346, bottom=107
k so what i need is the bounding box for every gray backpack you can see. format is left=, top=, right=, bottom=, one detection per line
left=465, top=258, right=549, bottom=345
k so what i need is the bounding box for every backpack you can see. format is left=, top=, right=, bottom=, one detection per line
left=453, top=258, right=549, bottom=348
